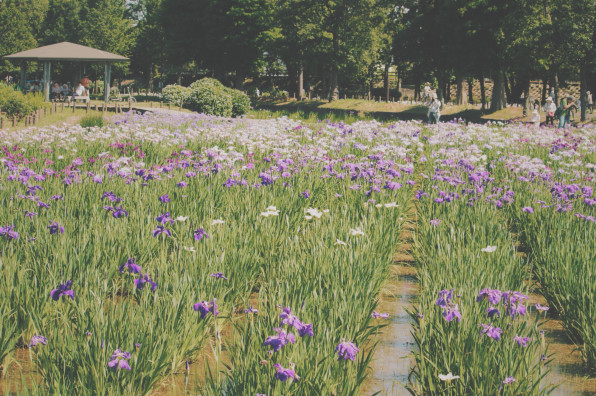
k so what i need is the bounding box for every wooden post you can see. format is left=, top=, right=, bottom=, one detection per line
left=160, top=101, right=163, bottom=108
left=179, top=99, right=183, bottom=111
left=72, top=101, right=76, bottom=113
left=61, top=103, right=65, bottom=112
left=87, top=102, right=90, bottom=113
left=13, top=116, right=17, bottom=127
left=0, top=117, right=4, bottom=129
left=150, top=102, right=153, bottom=108
left=169, top=102, right=172, bottom=110
left=129, top=100, right=132, bottom=112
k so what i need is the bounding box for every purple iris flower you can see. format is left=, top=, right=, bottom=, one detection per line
left=477, top=288, right=502, bottom=305
left=47, top=222, right=65, bottom=235
left=514, top=335, right=530, bottom=347
left=442, top=304, right=462, bottom=322
left=193, top=298, right=219, bottom=319
left=29, top=335, right=47, bottom=347
left=209, top=273, right=228, bottom=280
left=156, top=212, right=174, bottom=225
left=152, top=225, right=172, bottom=238
left=487, top=306, right=501, bottom=318
left=503, top=376, right=515, bottom=384
left=159, top=194, right=170, bottom=203
left=371, top=311, right=390, bottom=319
left=430, top=219, right=441, bottom=227
left=108, top=349, right=132, bottom=371
left=280, top=307, right=301, bottom=328
left=336, top=339, right=360, bottom=361
left=301, top=190, right=310, bottom=198
left=522, top=206, right=534, bottom=213
left=264, top=327, right=296, bottom=352
left=134, top=274, right=157, bottom=291
left=244, top=305, right=258, bottom=314
left=37, top=200, right=50, bottom=209
left=119, top=258, right=142, bottom=274
left=50, top=280, right=75, bottom=301
left=435, top=289, right=454, bottom=308
left=0, top=225, right=19, bottom=240
left=177, top=181, right=187, bottom=188
left=112, top=206, right=128, bottom=218
left=480, top=324, right=503, bottom=341
left=273, top=363, right=299, bottom=382
left=535, top=303, right=549, bottom=312
left=50, top=195, right=63, bottom=201
left=25, top=211, right=38, bottom=218
left=295, top=322, right=314, bottom=337
left=193, top=228, right=209, bottom=241
left=101, top=191, right=119, bottom=202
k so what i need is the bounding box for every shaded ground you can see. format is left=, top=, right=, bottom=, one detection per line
left=257, top=99, right=596, bottom=125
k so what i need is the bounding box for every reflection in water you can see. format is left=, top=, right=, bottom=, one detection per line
left=361, top=266, right=417, bottom=396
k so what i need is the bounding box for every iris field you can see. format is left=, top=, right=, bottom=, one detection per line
left=0, top=111, right=594, bottom=395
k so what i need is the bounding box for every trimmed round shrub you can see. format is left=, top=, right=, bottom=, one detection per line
left=225, top=88, right=251, bottom=117
left=161, top=84, right=191, bottom=107
left=189, top=77, right=224, bottom=91
left=186, top=78, right=232, bottom=117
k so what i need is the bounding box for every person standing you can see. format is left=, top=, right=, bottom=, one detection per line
left=427, top=93, right=441, bottom=124
left=544, top=97, right=556, bottom=126
left=557, top=96, right=574, bottom=128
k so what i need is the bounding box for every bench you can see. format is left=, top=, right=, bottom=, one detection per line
left=70, top=95, right=90, bottom=103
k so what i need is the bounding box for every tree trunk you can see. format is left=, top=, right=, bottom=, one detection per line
left=580, top=64, right=587, bottom=122
left=414, top=78, right=420, bottom=101
left=437, top=75, right=446, bottom=103
left=479, top=75, right=486, bottom=110
left=455, top=73, right=466, bottom=105
left=504, top=75, right=511, bottom=104
left=384, top=63, right=390, bottom=103
left=467, top=78, right=474, bottom=104
left=298, top=60, right=304, bottom=100
left=541, top=78, right=547, bottom=103
left=445, top=80, right=451, bottom=103
left=522, top=79, right=530, bottom=116
left=490, top=70, right=506, bottom=111
left=396, top=68, right=402, bottom=97
left=328, top=31, right=339, bottom=102
left=553, top=71, right=559, bottom=105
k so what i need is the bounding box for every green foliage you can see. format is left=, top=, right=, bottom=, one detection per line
left=186, top=79, right=232, bottom=117
left=0, top=85, right=45, bottom=118
left=185, top=78, right=252, bottom=117
left=161, top=84, right=190, bottom=106
left=225, top=87, right=251, bottom=117
left=80, top=113, right=104, bottom=128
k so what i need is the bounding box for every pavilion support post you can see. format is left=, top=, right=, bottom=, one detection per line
left=44, top=62, right=51, bottom=102
left=104, top=62, right=112, bottom=103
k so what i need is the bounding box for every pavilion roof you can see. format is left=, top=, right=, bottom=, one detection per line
left=3, top=42, right=128, bottom=62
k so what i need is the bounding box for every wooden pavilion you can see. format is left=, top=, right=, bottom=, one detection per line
left=3, top=42, right=129, bottom=103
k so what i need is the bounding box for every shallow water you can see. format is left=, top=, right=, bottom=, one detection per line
left=360, top=265, right=418, bottom=396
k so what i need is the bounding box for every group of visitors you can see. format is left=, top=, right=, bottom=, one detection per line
left=49, top=77, right=90, bottom=102
left=541, top=91, right=593, bottom=128
left=424, top=80, right=593, bottom=127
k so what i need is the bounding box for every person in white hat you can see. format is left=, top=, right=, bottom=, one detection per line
left=543, top=97, right=556, bottom=126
